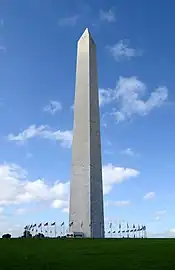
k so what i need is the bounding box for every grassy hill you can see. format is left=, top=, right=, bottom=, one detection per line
left=0, top=238, right=175, bottom=269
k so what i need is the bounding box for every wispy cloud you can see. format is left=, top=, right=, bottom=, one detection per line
left=70, top=104, right=74, bottom=111
left=7, top=125, right=72, bottom=148
left=121, top=148, right=135, bottom=157
left=26, top=152, right=33, bottom=159
left=99, top=76, right=168, bottom=121
left=100, top=9, right=116, bottom=22
left=107, top=40, right=142, bottom=61
left=106, top=200, right=130, bottom=206
left=43, top=100, right=62, bottom=115
left=0, top=46, right=6, bottom=53
left=99, top=88, right=114, bottom=106
left=15, top=208, right=26, bottom=215
left=169, top=228, right=175, bottom=234
left=155, top=210, right=166, bottom=221
left=62, top=207, right=69, bottom=213
left=0, top=19, right=4, bottom=27
left=156, top=210, right=166, bottom=216
left=58, top=15, right=79, bottom=27
left=143, top=192, right=155, bottom=200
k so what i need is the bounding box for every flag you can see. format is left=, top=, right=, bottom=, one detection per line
left=61, top=222, right=64, bottom=226
left=51, top=222, right=56, bottom=226
left=69, top=221, right=73, bottom=227
left=38, top=223, right=42, bottom=228
left=44, top=222, right=48, bottom=226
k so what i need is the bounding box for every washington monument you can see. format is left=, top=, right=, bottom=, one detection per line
left=69, top=28, right=104, bottom=238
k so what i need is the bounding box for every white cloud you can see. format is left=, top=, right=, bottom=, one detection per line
left=106, top=200, right=130, bottom=206
left=100, top=76, right=168, bottom=121
left=155, top=210, right=166, bottom=221
left=121, top=148, right=134, bottom=157
left=169, top=228, right=175, bottom=234
left=99, top=88, right=115, bottom=106
left=0, top=163, right=69, bottom=207
left=7, top=125, right=73, bottom=148
left=58, top=15, right=79, bottom=27
left=115, top=77, right=168, bottom=121
left=100, top=9, right=116, bottom=22
left=62, top=207, right=69, bottom=213
left=114, top=200, right=130, bottom=206
left=43, top=100, right=62, bottom=115
left=107, top=40, right=142, bottom=61
left=143, top=192, right=155, bottom=200
left=155, top=216, right=160, bottom=221
left=102, top=164, right=139, bottom=194
left=70, top=104, right=74, bottom=111
left=0, top=207, right=4, bottom=214
left=15, top=208, right=26, bottom=215
left=51, top=200, right=68, bottom=209
left=0, top=162, right=139, bottom=211
left=156, top=210, right=166, bottom=216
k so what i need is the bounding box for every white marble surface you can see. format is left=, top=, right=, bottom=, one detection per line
left=69, top=29, right=104, bottom=238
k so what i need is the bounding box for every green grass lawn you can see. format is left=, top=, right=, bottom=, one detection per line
left=0, top=238, right=175, bottom=269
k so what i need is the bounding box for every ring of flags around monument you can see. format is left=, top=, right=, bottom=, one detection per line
left=107, top=222, right=147, bottom=238
left=24, top=221, right=146, bottom=238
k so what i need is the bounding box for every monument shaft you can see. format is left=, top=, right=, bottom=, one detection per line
left=69, top=29, right=104, bottom=238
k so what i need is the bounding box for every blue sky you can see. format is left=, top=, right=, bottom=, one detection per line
left=0, top=0, right=175, bottom=238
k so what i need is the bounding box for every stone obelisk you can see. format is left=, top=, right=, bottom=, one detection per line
left=69, top=28, right=104, bottom=238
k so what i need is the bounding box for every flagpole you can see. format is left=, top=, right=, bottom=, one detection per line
left=54, top=223, right=56, bottom=238
left=63, top=224, right=65, bottom=236
left=60, top=225, right=62, bottom=237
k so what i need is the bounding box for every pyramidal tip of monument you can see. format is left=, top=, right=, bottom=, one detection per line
left=84, top=28, right=90, bottom=35
left=80, top=28, right=94, bottom=41
left=80, top=28, right=90, bottom=37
